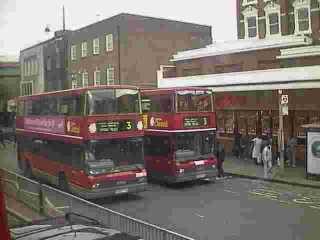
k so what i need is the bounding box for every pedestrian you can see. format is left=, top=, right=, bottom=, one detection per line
left=287, top=136, right=297, bottom=167
left=216, top=142, right=225, bottom=179
left=233, top=132, right=241, bottom=158
left=240, top=133, right=249, bottom=160
left=252, top=135, right=262, bottom=165
left=262, top=143, right=273, bottom=179
left=0, top=129, right=5, bottom=148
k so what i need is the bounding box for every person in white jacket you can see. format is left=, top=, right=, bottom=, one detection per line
left=262, top=144, right=273, bottom=179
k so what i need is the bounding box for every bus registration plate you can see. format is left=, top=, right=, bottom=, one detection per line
left=196, top=174, right=206, bottom=179
left=115, top=188, right=128, bottom=194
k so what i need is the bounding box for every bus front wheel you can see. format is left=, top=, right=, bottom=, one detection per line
left=58, top=173, right=69, bottom=193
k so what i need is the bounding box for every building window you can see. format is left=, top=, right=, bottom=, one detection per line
left=47, top=57, right=52, bottom=71
left=297, top=8, right=310, bottom=31
left=21, top=82, right=33, bottom=96
left=247, top=17, right=257, bottom=38
left=93, top=38, right=100, bottom=55
left=242, top=6, right=258, bottom=39
left=34, top=60, right=38, bottom=74
left=106, top=34, right=113, bottom=52
left=269, top=13, right=280, bottom=35
left=94, top=70, right=101, bottom=86
left=56, top=52, right=61, bottom=68
left=264, top=0, right=281, bottom=37
left=82, top=71, right=89, bottom=87
left=242, top=0, right=257, bottom=7
left=71, top=45, right=77, bottom=60
left=293, top=0, right=311, bottom=34
left=71, top=74, right=77, bottom=89
left=106, top=66, right=114, bottom=85
left=81, top=42, right=87, bottom=57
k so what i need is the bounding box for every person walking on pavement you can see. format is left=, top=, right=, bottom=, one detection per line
left=262, top=143, right=273, bottom=179
left=287, top=136, right=297, bottom=167
left=252, top=135, right=262, bottom=165
left=216, top=142, right=225, bottom=179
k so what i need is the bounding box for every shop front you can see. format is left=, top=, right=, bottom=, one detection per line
left=215, top=89, right=320, bottom=163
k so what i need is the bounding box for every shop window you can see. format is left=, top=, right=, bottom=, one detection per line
left=247, top=112, right=257, bottom=136
left=217, top=111, right=225, bottom=134
left=225, top=111, right=234, bottom=134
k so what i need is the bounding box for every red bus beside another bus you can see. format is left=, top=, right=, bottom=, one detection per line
left=16, top=85, right=147, bottom=199
left=142, top=87, right=218, bottom=184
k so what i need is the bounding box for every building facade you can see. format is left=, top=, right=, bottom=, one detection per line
left=68, top=13, right=212, bottom=89
left=0, top=55, right=20, bottom=125
left=20, top=30, right=70, bottom=95
left=158, top=0, right=320, bottom=163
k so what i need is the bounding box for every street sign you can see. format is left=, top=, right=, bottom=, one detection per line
left=281, top=95, right=288, bottom=104
left=281, top=104, right=288, bottom=115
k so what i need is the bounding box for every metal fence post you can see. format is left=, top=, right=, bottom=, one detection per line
left=38, top=184, right=44, bottom=215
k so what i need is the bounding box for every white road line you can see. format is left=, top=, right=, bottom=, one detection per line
left=224, top=190, right=238, bottom=194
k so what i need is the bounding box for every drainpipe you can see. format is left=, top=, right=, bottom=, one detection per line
left=117, top=25, right=121, bottom=85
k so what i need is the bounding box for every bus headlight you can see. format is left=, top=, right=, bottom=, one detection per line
left=89, top=123, right=97, bottom=133
left=178, top=168, right=185, bottom=174
left=92, top=183, right=100, bottom=188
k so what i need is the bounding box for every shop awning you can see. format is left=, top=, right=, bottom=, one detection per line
left=158, top=65, right=320, bottom=92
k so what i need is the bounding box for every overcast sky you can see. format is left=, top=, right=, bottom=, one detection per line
left=0, top=0, right=237, bottom=56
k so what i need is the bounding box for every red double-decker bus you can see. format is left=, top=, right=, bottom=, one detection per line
left=142, top=87, right=218, bottom=184
left=16, top=85, right=147, bottom=199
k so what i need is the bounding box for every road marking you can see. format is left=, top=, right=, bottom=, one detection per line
left=194, top=213, right=204, bottom=218
left=224, top=189, right=240, bottom=196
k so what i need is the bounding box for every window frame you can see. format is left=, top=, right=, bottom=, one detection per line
left=94, top=69, right=101, bottom=86
left=264, top=2, right=281, bottom=38
left=106, top=66, right=115, bottom=85
left=81, top=41, right=88, bottom=58
left=82, top=71, right=89, bottom=87
left=93, top=38, right=100, bottom=55
left=105, top=34, right=113, bottom=52
left=20, top=81, right=33, bottom=96
left=293, top=0, right=311, bottom=35
left=242, top=6, right=259, bottom=39
left=71, top=45, right=77, bottom=61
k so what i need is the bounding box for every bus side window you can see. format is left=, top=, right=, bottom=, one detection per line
left=72, top=147, right=83, bottom=169
left=32, top=139, right=43, bottom=154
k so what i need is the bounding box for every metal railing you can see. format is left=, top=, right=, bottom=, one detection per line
left=0, top=168, right=195, bottom=240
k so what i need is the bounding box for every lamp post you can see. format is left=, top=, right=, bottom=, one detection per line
left=278, top=89, right=286, bottom=169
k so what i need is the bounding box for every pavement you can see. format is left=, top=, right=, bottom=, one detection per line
left=223, top=154, right=320, bottom=189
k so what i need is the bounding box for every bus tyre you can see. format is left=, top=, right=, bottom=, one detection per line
left=58, top=173, right=69, bottom=193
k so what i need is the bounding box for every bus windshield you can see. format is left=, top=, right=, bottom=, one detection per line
left=87, top=89, right=140, bottom=115
left=174, top=131, right=215, bottom=162
left=85, top=137, right=144, bottom=175
left=177, top=90, right=212, bottom=112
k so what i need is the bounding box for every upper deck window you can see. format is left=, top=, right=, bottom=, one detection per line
left=87, top=89, right=140, bottom=115
left=177, top=90, right=212, bottom=112
left=141, top=94, right=174, bottom=113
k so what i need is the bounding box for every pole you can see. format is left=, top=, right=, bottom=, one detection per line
left=117, top=25, right=121, bottom=85
left=62, top=5, right=66, bottom=31
left=278, top=90, right=285, bottom=169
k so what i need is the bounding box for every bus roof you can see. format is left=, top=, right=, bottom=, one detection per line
left=18, top=85, right=140, bottom=100
left=141, top=87, right=212, bottom=94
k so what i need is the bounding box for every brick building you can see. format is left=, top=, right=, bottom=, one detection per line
left=20, top=30, right=70, bottom=95
left=158, top=0, right=320, bottom=163
left=68, top=13, right=212, bottom=89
